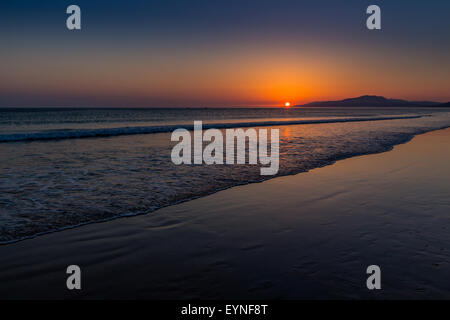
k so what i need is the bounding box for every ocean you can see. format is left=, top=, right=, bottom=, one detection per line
left=1, top=107, right=449, bottom=243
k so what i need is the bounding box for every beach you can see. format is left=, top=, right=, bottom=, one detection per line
left=1, top=108, right=449, bottom=244
left=0, top=127, right=449, bottom=299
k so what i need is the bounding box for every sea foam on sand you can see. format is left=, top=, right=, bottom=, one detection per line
left=0, top=128, right=449, bottom=299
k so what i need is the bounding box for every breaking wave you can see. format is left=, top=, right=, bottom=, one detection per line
left=0, top=115, right=423, bottom=142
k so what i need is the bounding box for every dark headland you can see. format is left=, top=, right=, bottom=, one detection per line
left=294, top=95, right=448, bottom=107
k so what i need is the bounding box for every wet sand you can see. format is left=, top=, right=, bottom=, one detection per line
left=0, top=128, right=449, bottom=299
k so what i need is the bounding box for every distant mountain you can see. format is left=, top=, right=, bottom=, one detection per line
left=295, top=95, right=440, bottom=107
left=435, top=102, right=450, bottom=107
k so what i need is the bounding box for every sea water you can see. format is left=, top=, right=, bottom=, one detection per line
left=1, top=107, right=449, bottom=243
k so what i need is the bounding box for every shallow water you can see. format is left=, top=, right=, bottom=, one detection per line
left=0, top=128, right=449, bottom=299
left=0, top=107, right=449, bottom=242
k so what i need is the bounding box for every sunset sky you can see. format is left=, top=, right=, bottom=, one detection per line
left=1, top=0, right=449, bottom=107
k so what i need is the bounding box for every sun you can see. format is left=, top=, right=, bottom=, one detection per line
left=284, top=102, right=291, bottom=107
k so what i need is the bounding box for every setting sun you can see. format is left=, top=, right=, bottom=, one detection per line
left=285, top=102, right=291, bottom=107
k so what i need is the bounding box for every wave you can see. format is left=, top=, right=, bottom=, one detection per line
left=0, top=115, right=424, bottom=142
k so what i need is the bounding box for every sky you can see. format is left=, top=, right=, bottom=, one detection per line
left=1, top=0, right=449, bottom=107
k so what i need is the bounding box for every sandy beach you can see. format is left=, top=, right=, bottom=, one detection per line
left=0, top=127, right=449, bottom=300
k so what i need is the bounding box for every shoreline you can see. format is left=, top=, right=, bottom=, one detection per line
left=0, top=127, right=449, bottom=299
left=1, top=124, right=449, bottom=246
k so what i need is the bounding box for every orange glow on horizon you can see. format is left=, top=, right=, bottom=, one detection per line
left=3, top=44, right=449, bottom=107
